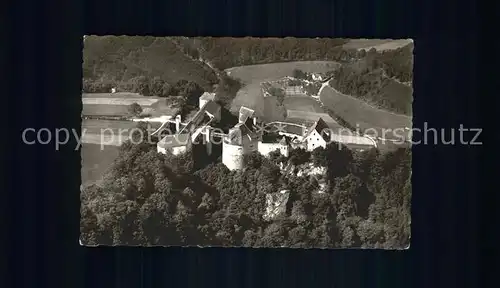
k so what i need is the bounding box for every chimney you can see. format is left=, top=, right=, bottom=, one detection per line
left=175, top=115, right=181, bottom=132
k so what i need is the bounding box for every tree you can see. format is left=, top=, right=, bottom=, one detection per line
left=290, top=201, right=307, bottom=224
left=149, top=77, right=170, bottom=97
left=292, top=69, right=307, bottom=79
left=288, top=148, right=311, bottom=166
left=132, top=76, right=151, bottom=96
left=311, top=146, right=328, bottom=167
left=128, top=102, right=143, bottom=116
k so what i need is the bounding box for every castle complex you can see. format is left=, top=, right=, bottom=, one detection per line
left=156, top=92, right=377, bottom=170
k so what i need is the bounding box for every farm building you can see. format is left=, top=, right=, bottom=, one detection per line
left=303, top=118, right=331, bottom=151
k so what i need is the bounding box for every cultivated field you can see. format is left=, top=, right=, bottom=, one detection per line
left=225, top=61, right=340, bottom=121
left=82, top=93, right=177, bottom=117
left=82, top=98, right=159, bottom=106
left=286, top=110, right=336, bottom=124
left=82, top=119, right=163, bottom=145
left=319, top=85, right=412, bottom=140
left=342, top=39, right=413, bottom=51
left=81, top=143, right=120, bottom=185
left=226, top=61, right=340, bottom=84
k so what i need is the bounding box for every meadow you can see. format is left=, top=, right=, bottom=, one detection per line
left=226, top=61, right=340, bottom=122
left=342, top=39, right=413, bottom=51
left=319, top=85, right=412, bottom=140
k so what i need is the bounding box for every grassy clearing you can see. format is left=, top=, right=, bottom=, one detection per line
left=82, top=104, right=130, bottom=116
left=81, top=143, right=120, bottom=185
left=286, top=110, right=336, bottom=124
left=227, top=61, right=340, bottom=121
left=226, top=61, right=340, bottom=84
left=82, top=98, right=159, bottom=106
left=283, top=96, right=323, bottom=112
left=82, top=119, right=138, bottom=134
left=82, top=94, right=178, bottom=117
left=319, top=85, right=412, bottom=139
left=82, top=92, right=144, bottom=98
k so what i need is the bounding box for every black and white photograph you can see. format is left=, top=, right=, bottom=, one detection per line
left=79, top=36, right=413, bottom=248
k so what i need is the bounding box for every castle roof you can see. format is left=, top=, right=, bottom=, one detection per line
left=226, top=122, right=259, bottom=145
left=178, top=100, right=220, bottom=134
left=304, top=118, right=331, bottom=142
left=203, top=100, right=221, bottom=118
left=279, top=136, right=291, bottom=146
left=238, top=106, right=255, bottom=123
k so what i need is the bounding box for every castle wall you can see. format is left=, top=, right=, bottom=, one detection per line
left=258, top=142, right=289, bottom=157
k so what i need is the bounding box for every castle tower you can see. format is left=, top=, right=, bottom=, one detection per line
left=222, top=122, right=259, bottom=170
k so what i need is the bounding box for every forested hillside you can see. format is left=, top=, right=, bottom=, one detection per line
left=173, top=37, right=355, bottom=70
left=80, top=127, right=411, bottom=248
left=82, top=36, right=219, bottom=93
left=328, top=44, right=414, bottom=115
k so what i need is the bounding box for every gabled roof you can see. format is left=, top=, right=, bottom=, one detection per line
left=238, top=106, right=255, bottom=123
left=158, top=133, right=191, bottom=149
left=203, top=100, right=221, bottom=117
left=279, top=136, right=291, bottom=146
left=226, top=122, right=259, bottom=145
left=178, top=100, right=220, bottom=134
left=304, top=118, right=331, bottom=142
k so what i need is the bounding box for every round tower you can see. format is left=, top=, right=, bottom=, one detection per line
left=222, top=140, right=245, bottom=170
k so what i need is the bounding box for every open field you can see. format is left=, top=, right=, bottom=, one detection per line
left=82, top=98, right=159, bottom=106
left=82, top=93, right=177, bottom=117
left=342, top=39, right=413, bottom=51
left=286, top=110, right=336, bottom=124
left=81, top=143, right=120, bottom=185
left=226, top=61, right=340, bottom=121
left=226, top=61, right=340, bottom=84
left=319, top=85, right=412, bottom=140
left=83, top=92, right=147, bottom=98
left=283, top=96, right=324, bottom=112
left=82, top=119, right=163, bottom=146
left=82, top=104, right=130, bottom=116
left=82, top=119, right=138, bottom=134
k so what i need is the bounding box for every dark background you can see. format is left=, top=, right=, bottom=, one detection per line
left=4, top=0, right=484, bottom=287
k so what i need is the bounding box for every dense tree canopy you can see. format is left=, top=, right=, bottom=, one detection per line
left=178, top=37, right=353, bottom=70
left=81, top=137, right=411, bottom=248
left=329, top=44, right=414, bottom=115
